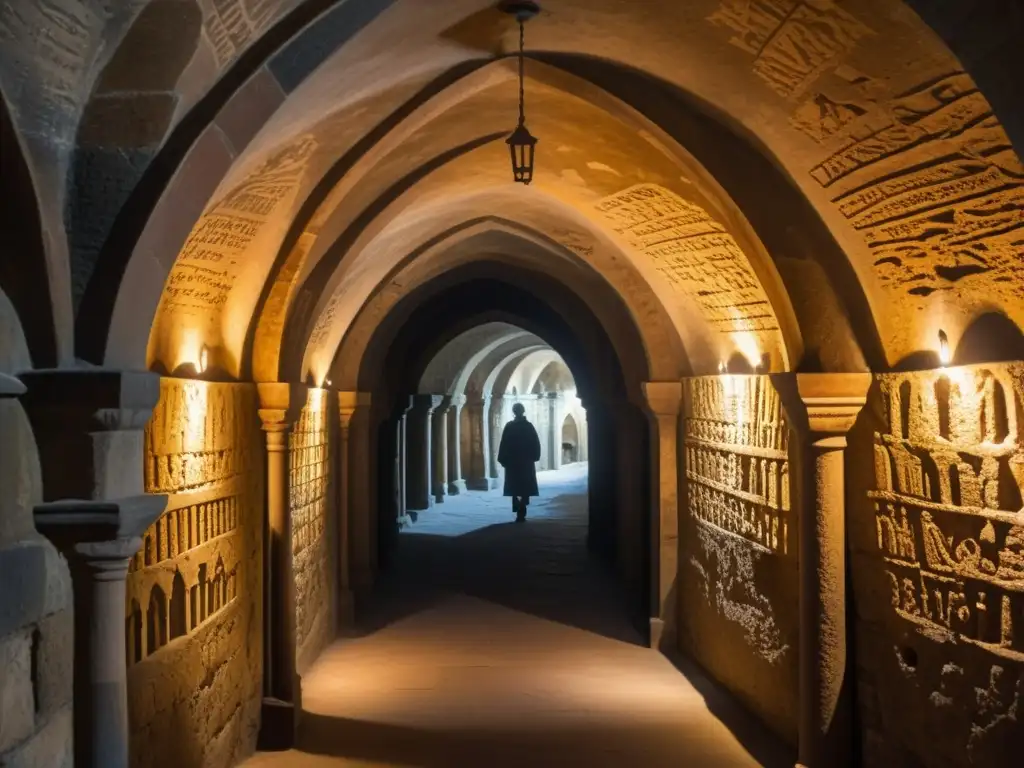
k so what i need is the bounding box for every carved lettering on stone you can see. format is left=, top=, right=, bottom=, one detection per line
left=290, top=390, right=333, bottom=669
left=870, top=366, right=1024, bottom=660
left=684, top=375, right=791, bottom=554
left=159, top=136, right=318, bottom=315
left=706, top=0, right=873, bottom=100
left=595, top=184, right=783, bottom=348
left=200, top=0, right=293, bottom=69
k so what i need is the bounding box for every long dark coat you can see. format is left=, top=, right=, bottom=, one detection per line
left=497, top=416, right=541, bottom=497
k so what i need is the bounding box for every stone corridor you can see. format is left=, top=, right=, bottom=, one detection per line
left=244, top=465, right=789, bottom=767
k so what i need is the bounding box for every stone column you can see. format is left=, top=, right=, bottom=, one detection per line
left=256, top=382, right=306, bottom=750
left=464, top=395, right=490, bottom=491
left=18, top=369, right=167, bottom=768
left=337, top=392, right=370, bottom=623
left=396, top=398, right=413, bottom=523
left=406, top=395, right=440, bottom=511
left=547, top=392, right=560, bottom=470
left=348, top=396, right=375, bottom=591
left=641, top=381, right=682, bottom=651
left=487, top=395, right=504, bottom=489
left=774, top=373, right=870, bottom=768
left=446, top=395, right=466, bottom=494
left=432, top=397, right=450, bottom=502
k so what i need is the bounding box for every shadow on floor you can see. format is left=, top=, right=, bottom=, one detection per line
left=355, top=489, right=644, bottom=645
left=295, top=711, right=791, bottom=768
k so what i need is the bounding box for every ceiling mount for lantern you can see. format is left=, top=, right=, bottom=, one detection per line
left=501, top=0, right=539, bottom=185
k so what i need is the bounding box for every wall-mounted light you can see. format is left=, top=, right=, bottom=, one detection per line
left=938, top=330, right=951, bottom=368
left=325, top=378, right=333, bottom=388
left=198, top=346, right=209, bottom=375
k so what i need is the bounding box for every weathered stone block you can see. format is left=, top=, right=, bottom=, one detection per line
left=0, top=706, right=72, bottom=768
left=0, top=630, right=34, bottom=754
left=33, top=609, right=72, bottom=717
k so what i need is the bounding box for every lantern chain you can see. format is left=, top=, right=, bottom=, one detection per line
left=518, top=18, right=525, bottom=126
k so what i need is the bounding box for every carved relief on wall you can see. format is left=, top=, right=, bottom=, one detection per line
left=707, top=0, right=873, bottom=101
left=128, top=379, right=263, bottom=768
left=685, top=375, right=792, bottom=555
left=595, top=184, right=784, bottom=358
left=290, top=389, right=334, bottom=670
left=871, top=366, right=1024, bottom=662
left=200, top=0, right=295, bottom=69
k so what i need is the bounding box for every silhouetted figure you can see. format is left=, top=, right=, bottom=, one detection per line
left=497, top=402, right=541, bottom=522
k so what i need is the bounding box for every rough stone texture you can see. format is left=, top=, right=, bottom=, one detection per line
left=291, top=388, right=337, bottom=675
left=0, top=631, right=34, bottom=754
left=679, top=375, right=799, bottom=744
left=0, top=707, right=73, bottom=768
left=847, top=364, right=1024, bottom=767
left=127, top=378, right=263, bottom=768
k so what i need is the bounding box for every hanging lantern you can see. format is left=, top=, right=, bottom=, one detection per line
left=501, top=1, right=540, bottom=184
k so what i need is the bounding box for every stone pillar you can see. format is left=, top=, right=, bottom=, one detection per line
left=547, top=392, right=560, bottom=471
left=406, top=395, right=440, bottom=511
left=348, top=396, right=375, bottom=591
left=18, top=369, right=167, bottom=768
left=432, top=398, right=449, bottom=502
left=256, top=382, right=306, bottom=750
left=774, top=373, right=870, bottom=768
left=446, top=395, right=466, bottom=494
left=641, top=381, right=682, bottom=651
left=464, top=395, right=490, bottom=491
left=337, top=391, right=370, bottom=622
left=396, top=398, right=413, bottom=523
left=487, top=396, right=504, bottom=489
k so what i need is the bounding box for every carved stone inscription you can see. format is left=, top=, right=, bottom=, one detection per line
left=200, top=0, right=293, bottom=69
left=161, top=137, right=317, bottom=315
left=810, top=73, right=1024, bottom=301
left=871, top=368, right=1024, bottom=661
left=128, top=379, right=263, bottom=768
left=680, top=374, right=798, bottom=741
left=685, top=375, right=792, bottom=554
left=291, top=389, right=334, bottom=673
left=595, top=184, right=783, bottom=349
left=707, top=0, right=873, bottom=100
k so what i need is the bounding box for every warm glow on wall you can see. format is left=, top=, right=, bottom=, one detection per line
left=199, top=346, right=209, bottom=374
left=731, top=332, right=762, bottom=371
left=178, top=329, right=205, bottom=374
left=938, top=329, right=951, bottom=367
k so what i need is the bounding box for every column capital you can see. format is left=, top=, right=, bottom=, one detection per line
left=449, top=394, right=467, bottom=408
left=772, top=372, right=871, bottom=443
left=0, top=371, right=27, bottom=397
left=338, top=391, right=371, bottom=427
left=34, top=494, right=167, bottom=562
left=546, top=391, right=559, bottom=400
left=257, top=382, right=308, bottom=431
left=410, top=393, right=444, bottom=412
left=18, top=368, right=162, bottom=500
left=641, top=381, right=683, bottom=417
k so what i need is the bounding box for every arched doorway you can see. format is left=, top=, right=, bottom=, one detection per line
left=561, top=413, right=579, bottom=465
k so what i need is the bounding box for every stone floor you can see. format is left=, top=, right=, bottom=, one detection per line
left=244, top=464, right=792, bottom=767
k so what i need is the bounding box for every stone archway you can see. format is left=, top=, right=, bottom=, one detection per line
left=561, top=412, right=580, bottom=465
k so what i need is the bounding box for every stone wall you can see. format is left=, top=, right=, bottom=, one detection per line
left=291, top=388, right=336, bottom=675
left=127, top=378, right=263, bottom=768
left=0, top=396, right=73, bottom=768
left=849, top=365, right=1024, bottom=766
left=679, top=375, right=799, bottom=743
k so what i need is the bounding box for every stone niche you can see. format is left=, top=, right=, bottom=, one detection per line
left=848, top=365, right=1024, bottom=767
left=291, top=388, right=336, bottom=675
left=679, top=375, right=799, bottom=744
left=127, top=379, right=264, bottom=768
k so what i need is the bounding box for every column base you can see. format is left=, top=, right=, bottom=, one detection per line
left=649, top=618, right=665, bottom=650
left=447, top=479, right=466, bottom=495
left=466, top=477, right=490, bottom=491
left=487, top=476, right=500, bottom=490
left=432, top=489, right=446, bottom=503
left=257, top=697, right=299, bottom=751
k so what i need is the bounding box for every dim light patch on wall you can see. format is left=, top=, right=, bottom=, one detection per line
left=127, top=378, right=264, bottom=768
left=594, top=184, right=784, bottom=366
